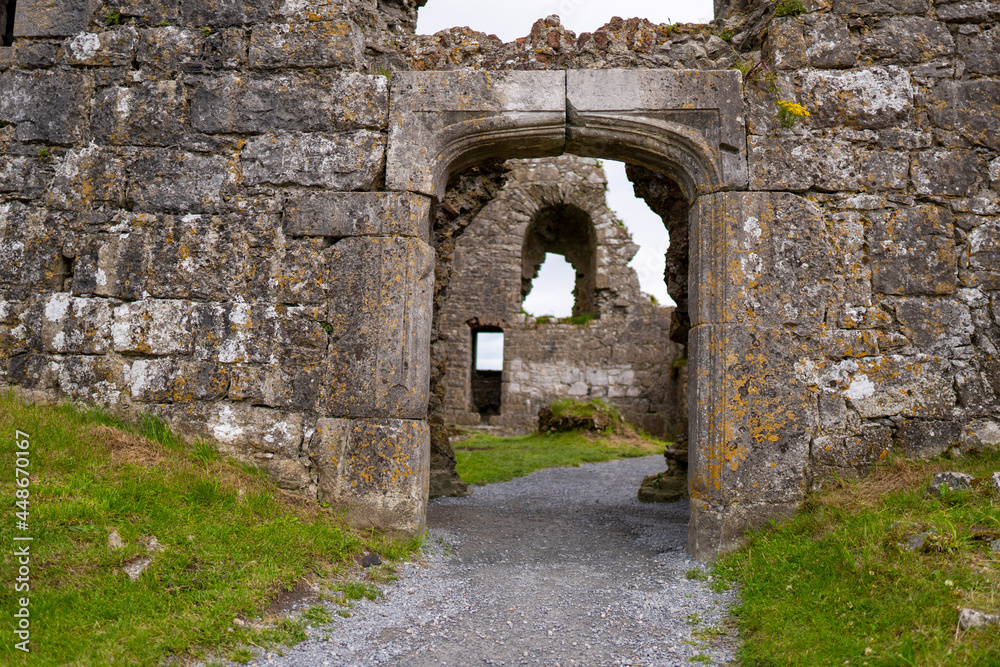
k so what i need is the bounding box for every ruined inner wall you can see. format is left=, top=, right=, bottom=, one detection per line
left=437, top=155, right=685, bottom=438
left=1, top=0, right=998, bottom=557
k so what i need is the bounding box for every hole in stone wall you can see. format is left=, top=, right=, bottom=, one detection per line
left=521, top=252, right=575, bottom=319
left=471, top=327, right=503, bottom=419
left=521, top=204, right=596, bottom=319
left=2, top=0, right=15, bottom=47
left=54, top=252, right=75, bottom=292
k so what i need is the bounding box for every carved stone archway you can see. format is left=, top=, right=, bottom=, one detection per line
left=384, top=68, right=800, bottom=559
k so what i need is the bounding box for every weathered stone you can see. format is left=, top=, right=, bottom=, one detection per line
left=13, top=0, right=99, bottom=37
left=832, top=0, right=930, bottom=14
left=0, top=70, right=91, bottom=144
left=311, top=418, right=429, bottom=534
left=812, top=426, right=892, bottom=471
left=228, top=362, right=323, bottom=411
left=191, top=72, right=388, bottom=134
left=958, top=609, right=1000, bottom=631
left=41, top=294, right=114, bottom=355
left=93, top=81, right=189, bottom=147
left=638, top=471, right=687, bottom=503
left=130, top=359, right=228, bottom=402
left=991, top=472, right=1000, bottom=497
left=965, top=220, right=1000, bottom=288
left=926, top=471, right=973, bottom=495
left=249, top=22, right=363, bottom=70
left=911, top=150, right=979, bottom=197
left=895, top=297, right=973, bottom=351
left=61, top=29, right=136, bottom=67
left=868, top=205, right=958, bottom=296
left=860, top=17, right=953, bottom=63
left=326, top=236, right=432, bottom=419
left=125, top=150, right=232, bottom=213
left=857, top=150, right=910, bottom=191
left=801, top=67, right=913, bottom=130
left=960, top=419, right=1000, bottom=451
left=284, top=192, right=430, bottom=242
left=935, top=1, right=1000, bottom=22
left=959, top=26, right=1000, bottom=74
left=45, top=145, right=126, bottom=211
left=112, top=300, right=196, bottom=356
left=0, top=203, right=65, bottom=300
left=242, top=132, right=385, bottom=190
left=895, top=419, right=962, bottom=458
left=137, top=26, right=247, bottom=72
left=766, top=15, right=856, bottom=69
left=691, top=192, right=837, bottom=327
left=55, top=354, right=131, bottom=407
left=926, top=80, right=1000, bottom=150
left=842, top=356, right=954, bottom=418
left=749, top=136, right=858, bottom=192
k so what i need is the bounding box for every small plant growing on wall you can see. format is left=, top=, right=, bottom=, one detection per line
left=775, top=99, right=811, bottom=128
left=105, top=10, right=122, bottom=25
left=773, top=0, right=807, bottom=17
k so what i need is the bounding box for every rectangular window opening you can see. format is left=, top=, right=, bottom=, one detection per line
left=471, top=328, right=503, bottom=420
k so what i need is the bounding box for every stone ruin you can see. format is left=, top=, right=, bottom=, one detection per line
left=436, top=155, right=685, bottom=440
left=1, top=0, right=999, bottom=558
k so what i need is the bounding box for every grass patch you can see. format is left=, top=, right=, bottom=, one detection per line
left=453, top=428, right=667, bottom=486
left=715, top=450, right=1000, bottom=666
left=0, top=391, right=419, bottom=665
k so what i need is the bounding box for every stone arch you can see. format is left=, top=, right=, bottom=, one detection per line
left=388, top=68, right=756, bottom=558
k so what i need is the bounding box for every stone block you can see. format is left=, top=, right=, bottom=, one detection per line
left=965, top=220, right=1000, bottom=288
left=960, top=419, right=1000, bottom=451
left=204, top=404, right=304, bottom=457
left=869, top=205, right=958, bottom=296
left=228, top=363, right=323, bottom=411
left=688, top=324, right=817, bottom=510
left=0, top=157, right=33, bottom=194
left=56, top=354, right=131, bottom=407
left=749, top=136, right=858, bottom=192
left=960, top=26, right=1000, bottom=74
left=812, top=426, right=892, bottom=471
left=566, top=69, right=748, bottom=194
left=325, top=236, right=433, bottom=419
left=45, top=145, right=126, bottom=211
left=180, top=0, right=276, bottom=26
left=242, top=132, right=385, bottom=190
left=93, top=81, right=189, bottom=147
left=284, top=192, right=431, bottom=242
left=137, top=26, right=247, bottom=72
left=126, top=150, right=232, bottom=213
left=386, top=70, right=567, bottom=198
left=130, top=359, right=228, bottom=402
left=833, top=0, right=929, bottom=13
left=13, top=0, right=99, bottom=37
left=935, top=1, right=1000, bottom=22
left=896, top=419, right=962, bottom=458
left=312, top=418, right=428, bottom=535
left=192, top=302, right=327, bottom=366
left=112, top=299, right=196, bottom=356
left=857, top=150, right=909, bottom=191
left=801, top=67, right=913, bottom=130
left=41, top=294, right=113, bottom=354
left=766, top=15, right=855, bottom=69
left=926, top=80, right=1000, bottom=150
left=911, top=150, right=979, bottom=197
left=0, top=203, right=64, bottom=299
left=114, top=0, right=179, bottom=22
left=895, top=297, right=973, bottom=352
left=249, top=22, right=363, bottom=70
left=840, top=355, right=954, bottom=418
left=61, top=29, right=136, bottom=67
left=0, top=70, right=91, bottom=144
left=860, top=17, right=953, bottom=63
left=691, top=192, right=837, bottom=328
left=191, top=72, right=388, bottom=134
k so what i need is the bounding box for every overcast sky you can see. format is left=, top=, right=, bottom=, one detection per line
left=417, top=0, right=715, bottom=41
left=418, top=1, right=697, bottom=348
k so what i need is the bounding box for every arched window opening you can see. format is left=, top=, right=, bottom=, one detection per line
left=2, top=1, right=16, bottom=47
left=521, top=252, right=575, bottom=319
left=521, top=204, right=596, bottom=319
left=471, top=326, right=503, bottom=419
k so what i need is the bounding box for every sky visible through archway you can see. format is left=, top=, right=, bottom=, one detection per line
left=418, top=3, right=706, bottom=318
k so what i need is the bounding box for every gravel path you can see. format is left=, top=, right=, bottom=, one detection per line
left=247, top=455, right=740, bottom=667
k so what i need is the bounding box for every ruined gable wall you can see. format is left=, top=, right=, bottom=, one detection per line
left=0, top=0, right=998, bottom=546
left=438, top=156, right=685, bottom=439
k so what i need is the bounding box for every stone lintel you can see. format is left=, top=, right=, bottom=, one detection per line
left=284, top=192, right=432, bottom=243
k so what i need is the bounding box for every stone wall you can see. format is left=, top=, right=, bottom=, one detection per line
left=437, top=156, right=686, bottom=438
left=0, top=0, right=997, bottom=557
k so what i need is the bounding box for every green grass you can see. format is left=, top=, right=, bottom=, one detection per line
left=715, top=450, right=1000, bottom=666
left=0, top=391, right=419, bottom=666
left=453, top=429, right=667, bottom=485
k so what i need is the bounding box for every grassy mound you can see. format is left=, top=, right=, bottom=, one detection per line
left=716, top=449, right=1000, bottom=666
left=0, top=392, right=418, bottom=666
